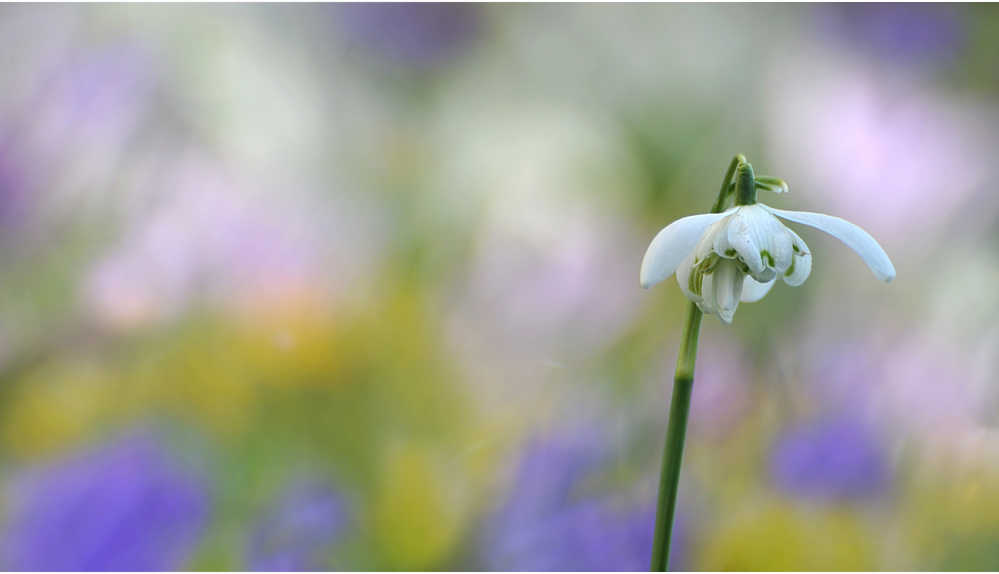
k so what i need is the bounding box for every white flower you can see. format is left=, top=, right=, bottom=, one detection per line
left=640, top=191, right=895, bottom=324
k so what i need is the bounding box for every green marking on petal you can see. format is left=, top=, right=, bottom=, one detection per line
left=725, top=248, right=737, bottom=257
left=760, top=250, right=775, bottom=267
left=689, top=264, right=703, bottom=297
left=689, top=253, right=721, bottom=297
left=785, top=256, right=796, bottom=277
left=704, top=253, right=720, bottom=273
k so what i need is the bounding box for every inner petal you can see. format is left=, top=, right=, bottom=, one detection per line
left=712, top=258, right=744, bottom=324
left=676, top=249, right=703, bottom=303
left=768, top=228, right=794, bottom=274
left=728, top=205, right=797, bottom=282
left=782, top=228, right=812, bottom=287
left=741, top=275, right=776, bottom=303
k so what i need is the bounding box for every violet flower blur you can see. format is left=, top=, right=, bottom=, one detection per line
left=808, top=338, right=991, bottom=439
left=35, top=46, right=156, bottom=145
left=0, top=433, right=210, bottom=571
left=84, top=158, right=387, bottom=328
left=450, top=211, right=643, bottom=373
left=338, top=4, right=482, bottom=70
left=770, top=414, right=890, bottom=502
left=247, top=481, right=351, bottom=572
left=765, top=63, right=993, bottom=242
left=814, top=4, right=966, bottom=65
left=688, top=334, right=751, bottom=441
left=0, top=142, right=31, bottom=238
left=483, top=436, right=686, bottom=571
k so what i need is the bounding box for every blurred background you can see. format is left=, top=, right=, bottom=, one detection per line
left=0, top=3, right=997, bottom=571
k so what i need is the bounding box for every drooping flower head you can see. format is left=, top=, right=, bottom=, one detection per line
left=640, top=159, right=895, bottom=323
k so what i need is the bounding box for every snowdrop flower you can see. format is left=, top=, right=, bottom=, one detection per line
left=640, top=160, right=895, bottom=324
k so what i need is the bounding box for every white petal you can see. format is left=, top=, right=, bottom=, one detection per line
left=697, top=268, right=716, bottom=316
left=711, top=221, right=736, bottom=257
left=781, top=228, right=812, bottom=287
left=676, top=249, right=703, bottom=304
left=763, top=206, right=896, bottom=283
left=726, top=205, right=789, bottom=281
left=726, top=208, right=764, bottom=275
left=712, top=259, right=744, bottom=324
left=640, top=211, right=730, bottom=289
left=740, top=276, right=776, bottom=303
left=753, top=266, right=778, bottom=283
left=770, top=227, right=794, bottom=275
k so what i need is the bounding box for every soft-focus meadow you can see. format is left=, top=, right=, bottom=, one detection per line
left=0, top=3, right=998, bottom=571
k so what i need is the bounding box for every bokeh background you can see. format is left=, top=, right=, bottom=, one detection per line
left=0, top=3, right=997, bottom=571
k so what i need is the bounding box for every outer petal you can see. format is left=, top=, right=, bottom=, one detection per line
left=781, top=227, right=812, bottom=287
left=740, top=276, right=776, bottom=303
left=640, top=211, right=730, bottom=289
left=763, top=206, right=896, bottom=283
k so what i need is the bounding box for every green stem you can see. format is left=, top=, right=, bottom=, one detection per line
left=650, top=301, right=702, bottom=571
left=650, top=155, right=743, bottom=571
left=709, top=154, right=744, bottom=214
